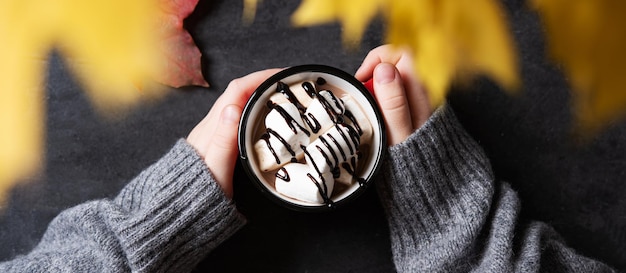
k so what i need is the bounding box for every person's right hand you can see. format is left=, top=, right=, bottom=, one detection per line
left=187, top=69, right=281, bottom=198
left=355, top=45, right=432, bottom=146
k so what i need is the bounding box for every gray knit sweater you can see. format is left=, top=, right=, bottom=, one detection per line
left=377, top=105, right=615, bottom=272
left=0, top=140, right=246, bottom=272
left=0, top=105, right=616, bottom=272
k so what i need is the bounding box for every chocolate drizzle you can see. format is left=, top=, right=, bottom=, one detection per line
left=261, top=128, right=298, bottom=164
left=302, top=82, right=317, bottom=98
left=316, top=145, right=334, bottom=170
left=319, top=135, right=339, bottom=167
left=336, top=124, right=356, bottom=155
left=344, top=124, right=361, bottom=149
left=276, top=81, right=306, bottom=112
left=266, top=100, right=310, bottom=137
left=260, top=132, right=278, bottom=164
left=276, top=167, right=290, bottom=182
left=259, top=78, right=368, bottom=205
left=327, top=134, right=346, bottom=161
left=341, top=155, right=366, bottom=186
left=317, top=91, right=344, bottom=124
left=302, top=144, right=333, bottom=205
left=303, top=90, right=346, bottom=135
left=308, top=173, right=334, bottom=206
left=305, top=113, right=322, bottom=134
left=260, top=83, right=315, bottom=165
left=344, top=110, right=362, bottom=136
left=313, top=125, right=361, bottom=182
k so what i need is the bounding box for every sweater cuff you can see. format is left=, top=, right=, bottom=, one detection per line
left=112, top=139, right=246, bottom=272
left=378, top=104, right=495, bottom=235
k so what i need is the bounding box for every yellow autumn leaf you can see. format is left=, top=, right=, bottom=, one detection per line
left=243, top=0, right=260, bottom=25
left=532, top=0, right=626, bottom=132
left=292, top=0, right=382, bottom=46
left=0, top=27, right=45, bottom=205
left=291, top=0, right=519, bottom=107
left=387, top=0, right=519, bottom=106
left=0, top=0, right=165, bottom=205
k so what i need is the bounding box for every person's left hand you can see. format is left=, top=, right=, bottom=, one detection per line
left=187, top=69, right=281, bottom=198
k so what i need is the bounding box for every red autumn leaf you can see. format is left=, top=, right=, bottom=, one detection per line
left=156, top=0, right=209, bottom=88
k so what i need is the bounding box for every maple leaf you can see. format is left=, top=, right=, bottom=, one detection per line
left=0, top=0, right=205, bottom=204
left=291, top=0, right=519, bottom=107
left=156, top=0, right=209, bottom=88
left=532, top=0, right=626, bottom=132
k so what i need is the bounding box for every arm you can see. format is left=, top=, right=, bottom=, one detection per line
left=357, top=45, right=616, bottom=272
left=1, top=140, right=244, bottom=273
left=0, top=69, right=281, bottom=273
left=380, top=105, right=613, bottom=272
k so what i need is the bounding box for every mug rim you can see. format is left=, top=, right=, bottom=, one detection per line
left=238, top=64, right=386, bottom=212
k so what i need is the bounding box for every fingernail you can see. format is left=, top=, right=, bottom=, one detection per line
left=375, top=63, right=396, bottom=84
left=221, top=105, right=241, bottom=124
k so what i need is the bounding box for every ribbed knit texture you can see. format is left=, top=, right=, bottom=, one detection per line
left=377, top=105, right=616, bottom=273
left=0, top=108, right=618, bottom=272
left=0, top=139, right=246, bottom=273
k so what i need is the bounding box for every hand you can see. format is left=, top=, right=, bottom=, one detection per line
left=187, top=69, right=282, bottom=198
left=355, top=45, right=432, bottom=146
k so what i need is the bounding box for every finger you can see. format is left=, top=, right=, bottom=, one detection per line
left=395, top=53, right=432, bottom=129
left=190, top=68, right=282, bottom=152
left=355, top=45, right=403, bottom=82
left=372, top=63, right=414, bottom=145
left=207, top=68, right=283, bottom=123
left=203, top=104, right=242, bottom=198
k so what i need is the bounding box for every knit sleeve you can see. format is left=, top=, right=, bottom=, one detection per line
left=0, top=139, right=246, bottom=273
left=377, top=105, right=615, bottom=272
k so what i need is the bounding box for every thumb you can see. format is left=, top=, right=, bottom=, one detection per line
left=373, top=63, right=414, bottom=145
left=204, top=104, right=242, bottom=198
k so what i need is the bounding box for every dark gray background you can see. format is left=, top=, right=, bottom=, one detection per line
left=1, top=0, right=624, bottom=272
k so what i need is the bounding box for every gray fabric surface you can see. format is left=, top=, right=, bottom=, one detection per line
left=0, top=0, right=624, bottom=272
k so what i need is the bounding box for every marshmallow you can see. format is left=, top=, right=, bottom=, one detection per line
left=255, top=102, right=310, bottom=171
left=268, top=81, right=316, bottom=110
left=304, top=90, right=345, bottom=140
left=335, top=154, right=360, bottom=186
left=303, top=124, right=360, bottom=172
left=304, top=123, right=362, bottom=187
left=341, top=94, right=373, bottom=143
left=275, top=163, right=334, bottom=204
left=255, top=79, right=374, bottom=204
